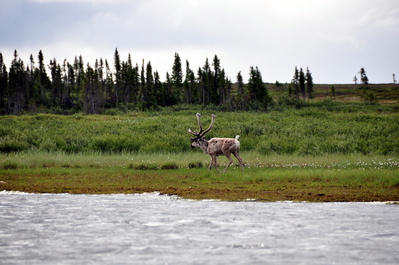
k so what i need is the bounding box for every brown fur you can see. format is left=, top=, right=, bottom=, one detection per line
left=189, top=114, right=243, bottom=173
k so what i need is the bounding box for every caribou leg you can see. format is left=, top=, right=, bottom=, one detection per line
left=209, top=155, right=221, bottom=173
left=223, top=153, right=234, bottom=173
left=208, top=157, right=213, bottom=170
left=233, top=151, right=244, bottom=171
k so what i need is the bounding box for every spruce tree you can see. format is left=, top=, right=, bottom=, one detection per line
left=128, top=62, right=140, bottom=108
left=171, top=52, right=183, bottom=104
left=153, top=71, right=161, bottom=107
left=218, top=68, right=226, bottom=105
left=0, top=53, right=8, bottom=113
left=292, top=66, right=299, bottom=100
left=197, top=67, right=205, bottom=106
left=144, top=61, right=154, bottom=110
left=38, top=50, right=51, bottom=106
left=163, top=72, right=175, bottom=106
left=248, top=66, right=271, bottom=110
left=66, top=62, right=75, bottom=108
left=114, top=48, right=121, bottom=106
left=9, top=50, right=29, bottom=114
left=28, top=54, right=38, bottom=105
left=299, top=68, right=306, bottom=100
left=104, top=59, right=114, bottom=108
left=236, top=71, right=246, bottom=111
left=183, top=60, right=192, bottom=104
left=201, top=58, right=212, bottom=105
left=140, top=59, right=146, bottom=110
left=188, top=67, right=196, bottom=104
left=305, top=67, right=314, bottom=100
left=49, top=58, right=63, bottom=107
left=211, top=55, right=221, bottom=105
left=360, top=68, right=369, bottom=85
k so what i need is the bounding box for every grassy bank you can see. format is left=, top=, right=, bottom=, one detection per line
left=1, top=101, right=398, bottom=201
left=1, top=152, right=398, bottom=202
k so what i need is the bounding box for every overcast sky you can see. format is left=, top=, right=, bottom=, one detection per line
left=1, top=0, right=398, bottom=84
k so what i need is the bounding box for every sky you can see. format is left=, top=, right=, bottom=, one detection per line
left=1, top=0, right=398, bottom=84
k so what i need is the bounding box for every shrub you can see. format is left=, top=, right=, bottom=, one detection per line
left=129, top=163, right=158, bottom=170
left=2, top=162, right=18, bottom=170
left=91, top=135, right=140, bottom=153
left=161, top=162, right=179, bottom=170
left=188, top=161, right=204, bottom=168
left=104, top=108, right=124, bottom=116
left=0, top=140, right=30, bottom=153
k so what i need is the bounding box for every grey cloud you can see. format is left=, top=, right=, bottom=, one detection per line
left=1, top=0, right=398, bottom=83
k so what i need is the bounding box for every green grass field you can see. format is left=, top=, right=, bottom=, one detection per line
left=1, top=98, right=399, bottom=201
left=1, top=151, right=398, bottom=202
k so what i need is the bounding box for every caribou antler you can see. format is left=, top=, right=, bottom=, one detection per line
left=200, top=114, right=215, bottom=137
left=188, top=113, right=215, bottom=138
left=188, top=113, right=202, bottom=136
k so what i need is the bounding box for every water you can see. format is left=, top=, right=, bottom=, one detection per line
left=0, top=191, right=398, bottom=265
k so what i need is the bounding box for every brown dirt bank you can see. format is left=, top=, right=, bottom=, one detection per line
left=1, top=181, right=398, bottom=202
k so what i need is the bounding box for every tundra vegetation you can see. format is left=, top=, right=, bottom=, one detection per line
left=1, top=49, right=399, bottom=201
left=1, top=99, right=398, bottom=202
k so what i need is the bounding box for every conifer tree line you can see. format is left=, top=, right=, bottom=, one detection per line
left=0, top=49, right=313, bottom=115
left=289, top=66, right=314, bottom=101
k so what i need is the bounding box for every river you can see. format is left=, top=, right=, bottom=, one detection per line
left=0, top=191, right=398, bottom=264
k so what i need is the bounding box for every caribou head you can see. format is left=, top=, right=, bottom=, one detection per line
left=188, top=113, right=215, bottom=148
left=188, top=113, right=243, bottom=173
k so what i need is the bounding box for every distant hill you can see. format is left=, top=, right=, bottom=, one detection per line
left=266, top=83, right=399, bottom=104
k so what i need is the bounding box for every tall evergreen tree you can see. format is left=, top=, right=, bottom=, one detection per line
left=305, top=67, right=314, bottom=100
left=211, top=55, right=221, bottom=105
left=114, top=48, right=121, bottom=106
left=64, top=61, right=75, bottom=109
left=162, top=72, right=175, bottom=106
left=127, top=61, right=140, bottom=108
left=236, top=71, right=247, bottom=111
left=360, top=68, right=369, bottom=85
left=218, top=68, right=226, bottom=105
left=94, top=59, right=104, bottom=110
left=153, top=71, right=161, bottom=107
left=68, top=62, right=76, bottom=104
left=196, top=67, right=205, bottom=106
left=84, top=63, right=94, bottom=114
left=248, top=66, right=271, bottom=110
left=27, top=54, right=38, bottom=108
left=37, top=50, right=51, bottom=106
left=299, top=68, right=306, bottom=100
left=292, top=66, right=300, bottom=100
left=140, top=59, right=146, bottom=109
left=83, top=63, right=102, bottom=114
left=104, top=59, right=114, bottom=108
left=226, top=76, right=233, bottom=109
left=220, top=70, right=232, bottom=108
left=49, top=58, right=63, bottom=107
left=248, top=67, right=262, bottom=101
left=183, top=60, right=196, bottom=104
left=0, top=53, right=9, bottom=113
left=171, top=52, right=183, bottom=104
left=144, top=61, right=154, bottom=110
left=8, top=50, right=29, bottom=114
left=201, top=58, right=212, bottom=105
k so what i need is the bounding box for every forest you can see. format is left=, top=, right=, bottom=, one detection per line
left=0, top=49, right=314, bottom=115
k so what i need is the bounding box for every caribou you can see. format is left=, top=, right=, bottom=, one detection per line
left=188, top=113, right=243, bottom=173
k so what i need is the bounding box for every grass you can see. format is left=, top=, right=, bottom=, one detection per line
left=1, top=97, right=398, bottom=201
left=1, top=106, right=399, bottom=156
left=1, top=151, right=398, bottom=202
